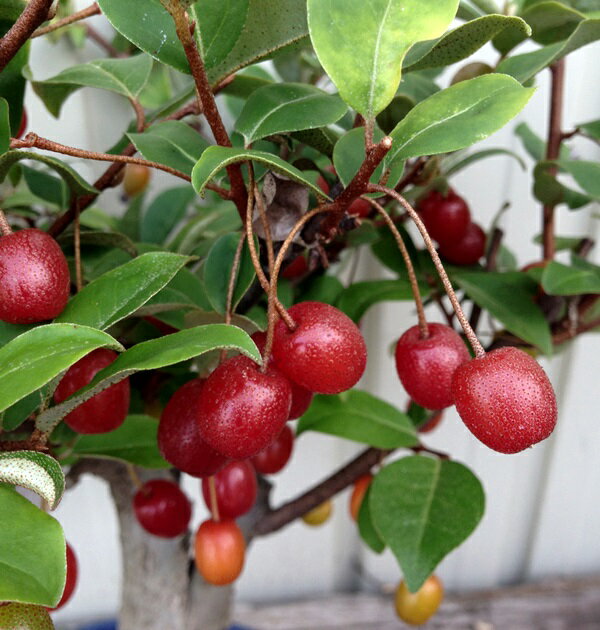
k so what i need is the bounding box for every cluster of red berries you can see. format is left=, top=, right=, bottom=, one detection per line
left=418, top=188, right=486, bottom=266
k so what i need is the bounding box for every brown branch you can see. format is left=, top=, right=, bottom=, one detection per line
left=0, top=209, right=12, bottom=236
left=32, top=2, right=100, bottom=38
left=85, top=24, right=124, bottom=58
left=129, top=98, right=146, bottom=132
left=553, top=316, right=600, bottom=344
left=0, top=0, right=54, bottom=73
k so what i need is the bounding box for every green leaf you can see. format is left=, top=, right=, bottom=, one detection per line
left=0, top=21, right=27, bottom=137
left=578, top=118, right=600, bottom=139
left=560, top=159, right=600, bottom=199
left=404, top=15, right=531, bottom=72
left=307, top=0, right=459, bottom=117
left=336, top=280, right=427, bottom=323
left=1, top=386, right=48, bottom=432
left=521, top=0, right=586, bottom=44
left=358, top=484, right=385, bottom=554
left=57, top=230, right=138, bottom=258
left=0, top=324, right=123, bottom=413
left=235, top=83, right=347, bottom=145
left=128, top=121, right=210, bottom=176
left=22, top=166, right=67, bottom=208
left=191, top=146, right=329, bottom=199
left=370, top=456, right=484, bottom=592
left=386, top=74, right=534, bottom=167
left=36, top=325, right=260, bottom=434
left=541, top=260, right=600, bottom=295
left=203, top=233, right=256, bottom=314
left=56, top=253, right=191, bottom=330
left=533, top=161, right=592, bottom=209
left=0, top=451, right=65, bottom=510
left=0, top=603, right=54, bottom=630
left=0, top=485, right=66, bottom=607
left=453, top=271, right=553, bottom=354
left=0, top=321, right=31, bottom=347
left=443, top=147, right=526, bottom=176
left=141, top=187, right=195, bottom=244
left=0, top=1, right=27, bottom=23
left=0, top=151, right=97, bottom=197
left=297, top=390, right=418, bottom=449
left=300, top=275, right=345, bottom=305
left=72, top=414, right=168, bottom=468
left=31, top=54, right=153, bottom=117
left=0, top=96, right=10, bottom=155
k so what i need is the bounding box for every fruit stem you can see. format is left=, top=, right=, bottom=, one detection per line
left=370, top=185, right=486, bottom=359
left=31, top=2, right=100, bottom=39
left=367, top=198, right=429, bottom=339
left=126, top=464, right=144, bottom=492
left=208, top=476, right=220, bottom=522
left=254, top=183, right=275, bottom=276
left=220, top=232, right=246, bottom=363
left=0, top=209, right=12, bottom=236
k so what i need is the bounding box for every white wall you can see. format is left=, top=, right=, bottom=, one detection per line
left=22, top=11, right=600, bottom=624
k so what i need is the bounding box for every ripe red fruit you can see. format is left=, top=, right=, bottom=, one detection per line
left=50, top=543, right=78, bottom=611
left=418, top=189, right=471, bottom=245
left=194, top=519, right=245, bottom=586
left=452, top=347, right=558, bottom=454
left=54, top=348, right=130, bottom=434
left=133, top=479, right=192, bottom=538
left=438, top=222, right=486, bottom=266
left=349, top=474, right=372, bottom=521
left=316, top=164, right=336, bottom=195
left=252, top=425, right=294, bottom=475
left=158, top=379, right=229, bottom=478
left=282, top=254, right=308, bottom=279
left=16, top=108, right=27, bottom=139
left=123, top=164, right=151, bottom=197
left=348, top=197, right=372, bottom=218
left=197, top=355, right=292, bottom=459
left=395, top=323, right=470, bottom=410
left=272, top=301, right=367, bottom=395
left=0, top=228, right=70, bottom=324
left=201, top=460, right=257, bottom=519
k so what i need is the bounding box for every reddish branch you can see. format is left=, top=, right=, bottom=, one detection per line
left=32, top=2, right=100, bottom=38
left=0, top=0, right=54, bottom=72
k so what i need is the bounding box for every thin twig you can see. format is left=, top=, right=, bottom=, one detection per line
left=32, top=2, right=100, bottom=38
left=0, top=209, right=12, bottom=236
left=85, top=24, right=124, bottom=58
left=129, top=98, right=146, bottom=133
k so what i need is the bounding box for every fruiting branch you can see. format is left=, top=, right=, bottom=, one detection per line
left=31, top=2, right=100, bottom=38
left=0, top=209, right=12, bottom=236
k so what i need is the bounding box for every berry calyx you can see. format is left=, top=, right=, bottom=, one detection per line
left=452, top=347, right=558, bottom=454
left=194, top=519, right=246, bottom=586
left=54, top=348, right=130, bottom=434
left=349, top=474, right=372, bottom=521
left=418, top=189, right=471, bottom=245
left=197, top=355, right=292, bottom=459
left=158, top=379, right=229, bottom=478
left=123, top=164, right=151, bottom=197
left=201, top=460, right=257, bottom=519
left=272, top=302, right=367, bottom=395
left=394, top=575, right=444, bottom=626
left=251, top=425, right=294, bottom=475
left=0, top=603, right=54, bottom=629
left=438, top=222, right=486, bottom=266
left=302, top=499, right=333, bottom=526
left=0, top=228, right=70, bottom=324
left=133, top=479, right=192, bottom=538
left=49, top=543, right=78, bottom=611
left=395, top=323, right=470, bottom=410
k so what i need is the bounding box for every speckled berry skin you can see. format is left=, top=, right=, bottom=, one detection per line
left=272, top=302, right=367, bottom=395
left=438, top=222, right=486, bottom=266
left=395, top=323, right=470, bottom=410
left=54, top=349, right=130, bottom=435
left=134, top=479, right=191, bottom=538
left=158, top=379, right=229, bottom=477
left=197, top=355, right=292, bottom=459
left=49, top=543, right=78, bottom=611
left=0, top=603, right=54, bottom=629
left=418, top=189, right=471, bottom=245
left=201, top=460, right=257, bottom=518
left=0, top=228, right=70, bottom=324
left=452, top=347, right=558, bottom=454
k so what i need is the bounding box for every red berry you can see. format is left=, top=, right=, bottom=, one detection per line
left=419, top=410, right=444, bottom=434
left=201, top=460, right=257, bottom=519
left=349, top=474, right=372, bottom=521
left=158, top=379, right=229, bottom=478
left=282, top=254, right=308, bottom=279
left=197, top=355, right=292, bottom=459
left=0, top=228, right=70, bottom=324
left=16, top=108, right=27, bottom=139
left=194, top=519, right=245, bottom=586
left=272, top=302, right=367, bottom=395
left=438, top=222, right=486, bottom=266
left=252, top=425, right=294, bottom=475
left=395, top=323, right=470, bottom=410
left=348, top=197, right=371, bottom=218
left=316, top=164, right=336, bottom=195
left=418, top=189, right=471, bottom=245
left=133, top=479, right=191, bottom=538
left=452, top=347, right=558, bottom=454
left=54, top=348, right=130, bottom=434
left=49, top=543, right=78, bottom=611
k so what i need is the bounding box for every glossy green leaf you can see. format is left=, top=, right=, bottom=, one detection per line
left=533, top=161, right=592, bottom=209
left=72, top=415, right=168, bottom=468
left=560, top=159, right=600, bottom=199
left=370, top=456, right=484, bottom=592
left=358, top=485, right=385, bottom=554
left=22, top=166, right=67, bottom=208
left=443, top=148, right=526, bottom=176
left=141, top=187, right=195, bottom=244
left=0, top=96, right=9, bottom=155
left=386, top=74, right=534, bottom=167
left=1, top=386, right=48, bottom=432
left=0, top=324, right=122, bottom=413
left=0, top=321, right=31, bottom=346
left=521, top=0, right=587, bottom=44
left=0, top=603, right=54, bottom=629
left=31, top=54, right=153, bottom=117
left=36, top=325, right=260, bottom=433
left=542, top=260, right=600, bottom=295
left=300, top=276, right=345, bottom=305
left=404, top=15, right=531, bottom=72
left=128, top=121, right=210, bottom=176
left=56, top=253, right=191, bottom=330
left=307, top=0, right=458, bottom=117
left=0, top=451, right=65, bottom=510
left=337, top=280, right=427, bottom=323
left=203, top=233, right=256, bottom=314
left=57, top=230, right=138, bottom=257
left=0, top=485, right=66, bottom=606
left=0, top=18, right=27, bottom=137
left=297, top=390, right=418, bottom=449
left=578, top=118, right=600, bottom=139
left=235, top=83, right=347, bottom=145
left=454, top=271, right=553, bottom=354
left=0, top=1, right=27, bottom=22
left=191, top=146, right=329, bottom=199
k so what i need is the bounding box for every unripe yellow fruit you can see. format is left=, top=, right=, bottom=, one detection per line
left=302, top=499, right=333, bottom=526
left=394, top=575, right=444, bottom=626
